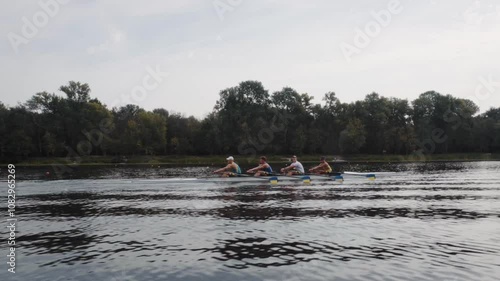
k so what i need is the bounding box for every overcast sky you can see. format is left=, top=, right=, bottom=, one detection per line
left=1, top=0, right=500, bottom=118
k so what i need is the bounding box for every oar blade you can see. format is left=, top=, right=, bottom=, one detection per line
left=269, top=176, right=279, bottom=185
left=334, top=175, right=344, bottom=183
left=301, top=176, right=311, bottom=184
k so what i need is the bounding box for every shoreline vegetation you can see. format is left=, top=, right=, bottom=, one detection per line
left=2, top=81, right=499, bottom=164
left=8, top=153, right=500, bottom=167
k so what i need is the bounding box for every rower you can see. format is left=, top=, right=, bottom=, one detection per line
left=213, top=156, right=242, bottom=177
left=247, top=156, right=273, bottom=177
left=280, top=155, right=305, bottom=176
left=308, top=156, right=332, bottom=174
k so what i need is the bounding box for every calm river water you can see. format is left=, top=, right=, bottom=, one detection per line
left=4, top=162, right=500, bottom=281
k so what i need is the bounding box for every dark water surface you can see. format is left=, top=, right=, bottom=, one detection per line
left=4, top=162, right=500, bottom=281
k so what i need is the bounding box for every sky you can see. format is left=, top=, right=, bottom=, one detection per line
left=1, top=0, right=500, bottom=118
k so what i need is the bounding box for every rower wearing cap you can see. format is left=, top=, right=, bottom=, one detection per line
left=214, top=156, right=242, bottom=177
left=247, top=156, right=273, bottom=176
left=309, top=156, right=333, bottom=174
left=280, top=155, right=305, bottom=176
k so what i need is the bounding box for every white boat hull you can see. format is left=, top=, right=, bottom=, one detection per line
left=135, top=172, right=375, bottom=185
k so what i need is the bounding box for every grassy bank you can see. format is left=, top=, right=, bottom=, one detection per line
left=5, top=153, right=500, bottom=166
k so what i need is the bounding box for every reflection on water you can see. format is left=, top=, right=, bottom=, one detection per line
left=6, top=162, right=500, bottom=281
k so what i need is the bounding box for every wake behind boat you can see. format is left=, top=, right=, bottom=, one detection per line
left=132, top=171, right=376, bottom=187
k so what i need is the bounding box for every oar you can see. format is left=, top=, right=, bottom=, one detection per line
left=277, top=173, right=345, bottom=183
left=236, top=173, right=253, bottom=177
left=265, top=173, right=311, bottom=184
left=261, top=175, right=315, bottom=184
left=240, top=172, right=283, bottom=184
left=304, top=172, right=344, bottom=183
left=343, top=171, right=376, bottom=180
left=305, top=172, right=342, bottom=176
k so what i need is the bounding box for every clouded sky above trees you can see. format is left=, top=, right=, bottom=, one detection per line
left=1, top=0, right=499, bottom=117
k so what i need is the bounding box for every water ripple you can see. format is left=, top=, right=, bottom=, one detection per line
left=10, top=161, right=500, bottom=281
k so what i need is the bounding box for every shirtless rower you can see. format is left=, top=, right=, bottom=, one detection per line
left=308, top=156, right=333, bottom=174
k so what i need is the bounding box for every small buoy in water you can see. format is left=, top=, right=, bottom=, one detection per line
left=45, top=171, right=50, bottom=176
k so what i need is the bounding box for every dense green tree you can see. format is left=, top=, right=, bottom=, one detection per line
left=4, top=106, right=35, bottom=160
left=413, top=91, right=479, bottom=154
left=0, top=102, right=9, bottom=157
left=42, top=132, right=57, bottom=156
left=59, top=81, right=91, bottom=103
left=194, top=112, right=222, bottom=155
left=339, top=118, right=366, bottom=154
left=385, top=98, right=414, bottom=154
left=473, top=107, right=500, bottom=152
left=136, top=111, right=167, bottom=155
left=214, top=81, right=271, bottom=154
left=271, top=87, right=314, bottom=154
left=1, top=80, right=499, bottom=163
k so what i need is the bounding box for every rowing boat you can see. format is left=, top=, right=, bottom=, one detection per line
left=196, top=171, right=376, bottom=184
left=343, top=171, right=376, bottom=180
left=134, top=172, right=375, bottom=185
left=195, top=174, right=343, bottom=184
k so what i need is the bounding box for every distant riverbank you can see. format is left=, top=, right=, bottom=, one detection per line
left=6, top=153, right=500, bottom=166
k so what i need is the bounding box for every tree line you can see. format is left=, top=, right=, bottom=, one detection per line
left=1, top=80, right=499, bottom=162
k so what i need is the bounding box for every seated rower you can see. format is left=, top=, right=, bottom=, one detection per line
left=280, top=155, right=305, bottom=176
left=308, top=156, right=333, bottom=174
left=247, top=156, right=273, bottom=176
left=213, top=156, right=241, bottom=177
